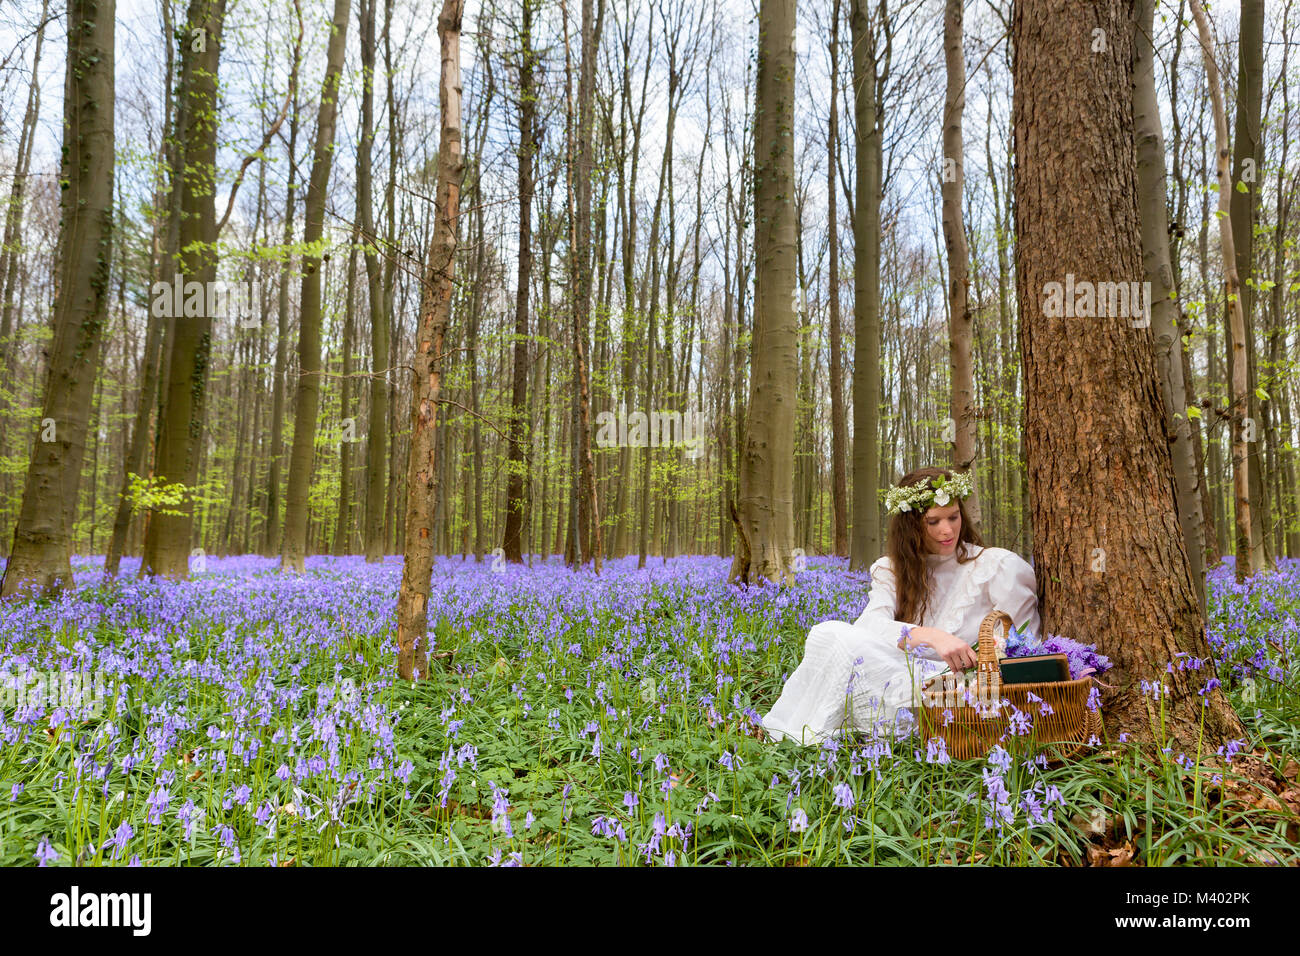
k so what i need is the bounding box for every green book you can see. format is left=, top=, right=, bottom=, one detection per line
left=998, top=654, right=1070, bottom=684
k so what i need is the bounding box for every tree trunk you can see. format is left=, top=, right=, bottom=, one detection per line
left=1134, top=0, right=1207, bottom=613
left=568, top=0, right=603, bottom=571
left=849, top=0, right=882, bottom=571
left=334, top=223, right=360, bottom=555
left=1, top=0, right=115, bottom=597
left=1229, top=0, right=1268, bottom=570
left=1189, top=0, right=1259, bottom=582
left=395, top=0, right=464, bottom=681
left=729, top=0, right=797, bottom=586
left=501, top=0, right=537, bottom=565
left=141, top=0, right=225, bottom=580
left=1013, top=0, right=1243, bottom=749
left=941, top=0, right=980, bottom=528
left=827, top=0, right=848, bottom=559
left=281, top=0, right=353, bottom=572
left=359, top=0, right=390, bottom=564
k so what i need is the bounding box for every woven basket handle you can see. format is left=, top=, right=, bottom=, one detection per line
left=977, top=610, right=1012, bottom=678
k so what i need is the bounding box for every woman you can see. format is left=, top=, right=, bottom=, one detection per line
left=761, top=466, right=1041, bottom=744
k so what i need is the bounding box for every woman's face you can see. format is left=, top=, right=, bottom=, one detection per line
left=922, top=502, right=961, bottom=555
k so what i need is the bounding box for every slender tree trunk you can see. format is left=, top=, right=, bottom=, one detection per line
left=827, top=0, right=848, bottom=558
left=334, top=223, right=360, bottom=555
left=849, top=0, right=882, bottom=571
left=358, top=0, right=389, bottom=564
left=1229, top=0, right=1268, bottom=569
left=941, top=0, right=980, bottom=528
left=395, top=0, right=464, bottom=681
left=281, top=0, right=353, bottom=572
left=567, top=0, right=603, bottom=571
left=1134, top=0, right=1207, bottom=613
left=1189, top=0, right=1259, bottom=582
left=502, top=0, right=538, bottom=564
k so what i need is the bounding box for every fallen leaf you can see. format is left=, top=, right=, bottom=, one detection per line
left=1108, top=842, right=1136, bottom=866
left=1281, top=759, right=1299, bottom=781
left=1252, top=793, right=1286, bottom=814
left=188, top=768, right=204, bottom=783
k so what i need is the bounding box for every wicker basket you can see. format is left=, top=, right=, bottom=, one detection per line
left=918, top=610, right=1102, bottom=761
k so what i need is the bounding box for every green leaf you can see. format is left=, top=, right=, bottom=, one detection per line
left=1187, top=404, right=1202, bottom=420
left=1235, top=180, right=1250, bottom=194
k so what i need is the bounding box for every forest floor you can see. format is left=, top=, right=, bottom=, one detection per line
left=0, top=552, right=1296, bottom=866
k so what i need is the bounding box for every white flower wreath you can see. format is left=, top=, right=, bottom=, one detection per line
left=880, top=471, right=974, bottom=516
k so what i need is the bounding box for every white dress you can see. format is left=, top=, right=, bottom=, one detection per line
left=761, top=543, right=1041, bottom=744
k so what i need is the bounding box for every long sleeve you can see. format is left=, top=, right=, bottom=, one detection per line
left=988, top=550, right=1041, bottom=640
left=853, top=558, right=921, bottom=642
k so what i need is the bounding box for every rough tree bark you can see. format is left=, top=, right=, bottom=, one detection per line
left=1013, top=0, right=1243, bottom=749
left=395, top=0, right=464, bottom=681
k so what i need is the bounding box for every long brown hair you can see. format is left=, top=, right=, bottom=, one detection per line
left=886, top=466, right=985, bottom=625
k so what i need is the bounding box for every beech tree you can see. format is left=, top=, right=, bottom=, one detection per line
left=729, top=0, right=798, bottom=586
left=281, top=0, right=353, bottom=572
left=1, top=0, right=115, bottom=597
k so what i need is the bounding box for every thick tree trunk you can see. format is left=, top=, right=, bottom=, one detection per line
left=1013, top=0, right=1243, bottom=749
left=281, top=0, right=353, bottom=572
left=1, top=0, right=115, bottom=597
left=1134, top=0, right=1207, bottom=613
left=141, top=0, right=225, bottom=580
left=395, top=0, right=464, bottom=681
left=729, top=0, right=797, bottom=586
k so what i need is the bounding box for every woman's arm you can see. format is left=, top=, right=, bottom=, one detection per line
left=989, top=550, right=1042, bottom=639
left=853, top=559, right=921, bottom=639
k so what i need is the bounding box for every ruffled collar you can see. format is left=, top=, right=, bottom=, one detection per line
left=926, top=541, right=979, bottom=565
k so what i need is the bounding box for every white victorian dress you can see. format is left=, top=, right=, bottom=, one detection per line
left=761, top=542, right=1041, bottom=744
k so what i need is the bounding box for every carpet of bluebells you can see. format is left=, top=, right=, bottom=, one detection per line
left=0, top=552, right=1296, bottom=867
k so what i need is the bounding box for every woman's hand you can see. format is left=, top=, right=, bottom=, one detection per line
left=900, top=626, right=978, bottom=672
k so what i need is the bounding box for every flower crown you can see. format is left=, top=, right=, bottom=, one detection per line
left=881, top=471, right=974, bottom=516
